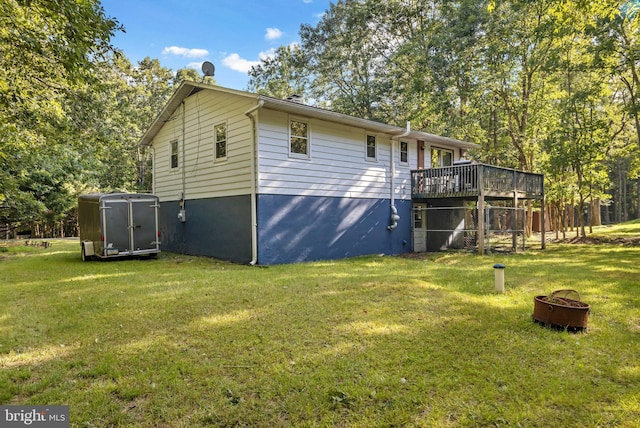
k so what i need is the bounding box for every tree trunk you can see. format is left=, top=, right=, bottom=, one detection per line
left=622, top=171, right=628, bottom=221
left=550, top=202, right=562, bottom=240
left=526, top=200, right=533, bottom=237
left=591, top=198, right=602, bottom=227
left=569, top=198, right=575, bottom=231
left=637, top=179, right=640, bottom=219
left=578, top=196, right=586, bottom=237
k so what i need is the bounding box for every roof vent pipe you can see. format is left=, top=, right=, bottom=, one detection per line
left=285, top=94, right=302, bottom=103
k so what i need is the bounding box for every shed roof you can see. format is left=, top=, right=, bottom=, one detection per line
left=138, top=81, right=479, bottom=150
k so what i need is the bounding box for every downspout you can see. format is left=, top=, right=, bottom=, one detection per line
left=179, top=102, right=187, bottom=232
left=151, top=146, right=156, bottom=194
left=181, top=102, right=186, bottom=200
left=244, top=99, right=264, bottom=265
left=388, top=121, right=411, bottom=230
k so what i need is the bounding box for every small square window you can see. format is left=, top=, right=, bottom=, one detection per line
left=366, top=135, right=376, bottom=160
left=215, top=123, right=227, bottom=159
left=400, top=141, right=408, bottom=163
left=290, top=119, right=309, bottom=157
left=170, top=140, right=179, bottom=169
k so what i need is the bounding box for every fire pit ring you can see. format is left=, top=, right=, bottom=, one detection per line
left=532, top=289, right=590, bottom=332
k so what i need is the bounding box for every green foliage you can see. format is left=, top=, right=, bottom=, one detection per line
left=77, top=55, right=176, bottom=192
left=248, top=0, right=640, bottom=220
left=0, top=2, right=185, bottom=233
left=248, top=44, right=309, bottom=100
left=3, top=0, right=640, bottom=234
left=0, top=0, right=121, bottom=231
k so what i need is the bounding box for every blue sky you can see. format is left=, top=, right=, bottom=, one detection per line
left=101, top=0, right=332, bottom=90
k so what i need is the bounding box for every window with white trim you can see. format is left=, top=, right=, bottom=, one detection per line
left=400, top=141, right=408, bottom=164
left=214, top=122, right=227, bottom=160
left=366, top=134, right=377, bottom=161
left=170, top=140, right=179, bottom=169
left=289, top=119, right=309, bottom=157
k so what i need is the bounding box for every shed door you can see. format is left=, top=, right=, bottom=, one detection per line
left=102, top=199, right=130, bottom=253
left=413, top=204, right=427, bottom=252
left=131, top=198, right=158, bottom=251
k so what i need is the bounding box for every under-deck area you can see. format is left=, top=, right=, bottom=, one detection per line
left=411, top=163, right=545, bottom=254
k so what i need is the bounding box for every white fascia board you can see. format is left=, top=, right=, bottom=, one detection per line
left=259, top=96, right=479, bottom=149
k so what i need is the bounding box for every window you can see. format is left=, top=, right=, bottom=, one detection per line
left=170, top=140, right=179, bottom=169
left=214, top=122, right=227, bottom=160
left=366, top=134, right=377, bottom=160
left=431, top=147, right=453, bottom=168
left=290, top=119, right=309, bottom=157
left=400, top=141, right=408, bottom=163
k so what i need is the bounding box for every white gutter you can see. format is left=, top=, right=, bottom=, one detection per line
left=151, top=146, right=156, bottom=194
left=181, top=101, right=186, bottom=200
left=244, top=100, right=264, bottom=265
left=388, top=121, right=411, bottom=230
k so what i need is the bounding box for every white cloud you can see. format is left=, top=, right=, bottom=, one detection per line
left=222, top=53, right=261, bottom=73
left=258, top=48, right=276, bottom=60
left=222, top=49, right=278, bottom=73
left=162, top=46, right=209, bottom=58
left=186, top=62, right=203, bottom=70
left=303, top=0, right=313, bottom=3
left=265, top=28, right=284, bottom=41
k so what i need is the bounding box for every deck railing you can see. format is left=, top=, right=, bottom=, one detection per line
left=411, top=163, right=544, bottom=199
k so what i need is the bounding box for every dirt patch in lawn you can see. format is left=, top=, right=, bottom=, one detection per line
left=561, top=236, right=640, bottom=246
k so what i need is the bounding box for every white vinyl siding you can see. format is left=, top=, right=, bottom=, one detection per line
left=146, top=86, right=472, bottom=205
left=151, top=90, right=255, bottom=201
left=257, top=109, right=414, bottom=200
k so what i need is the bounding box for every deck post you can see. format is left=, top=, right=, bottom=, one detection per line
left=477, top=165, right=485, bottom=255
left=513, top=192, right=519, bottom=252
left=512, top=170, right=518, bottom=252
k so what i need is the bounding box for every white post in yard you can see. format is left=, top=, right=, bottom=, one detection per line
left=494, top=263, right=505, bottom=293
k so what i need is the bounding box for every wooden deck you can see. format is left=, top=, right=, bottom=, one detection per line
left=411, top=163, right=544, bottom=201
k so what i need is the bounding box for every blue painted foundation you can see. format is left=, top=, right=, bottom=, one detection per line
left=158, top=196, right=252, bottom=263
left=159, top=194, right=412, bottom=265
left=257, top=194, right=411, bottom=265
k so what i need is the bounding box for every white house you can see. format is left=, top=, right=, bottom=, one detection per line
left=139, top=81, right=478, bottom=264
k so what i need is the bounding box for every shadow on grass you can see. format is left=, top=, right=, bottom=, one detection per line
left=1, top=241, right=639, bottom=426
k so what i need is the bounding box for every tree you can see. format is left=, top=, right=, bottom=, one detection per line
left=77, top=55, right=178, bottom=193
left=0, top=0, right=121, bottom=235
left=387, top=0, right=489, bottom=142
left=593, top=1, right=640, bottom=220
left=298, top=0, right=414, bottom=122
left=248, top=45, right=309, bottom=100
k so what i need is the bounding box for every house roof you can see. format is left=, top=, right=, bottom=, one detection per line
left=138, top=81, right=479, bottom=150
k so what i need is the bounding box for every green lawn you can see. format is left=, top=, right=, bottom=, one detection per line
left=1, top=230, right=639, bottom=427
left=590, top=218, right=640, bottom=240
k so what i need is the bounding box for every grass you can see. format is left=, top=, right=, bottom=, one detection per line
left=1, top=229, right=639, bottom=427
left=590, top=218, right=640, bottom=239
